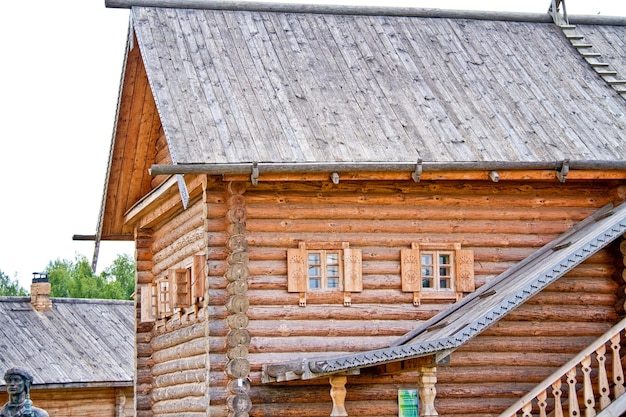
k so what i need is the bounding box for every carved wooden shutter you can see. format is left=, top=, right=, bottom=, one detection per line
left=455, top=249, right=475, bottom=293
left=343, top=248, right=363, bottom=292
left=170, top=268, right=191, bottom=308
left=139, top=284, right=157, bottom=323
left=192, top=254, right=206, bottom=302
left=401, top=246, right=422, bottom=306
left=287, top=243, right=308, bottom=293
left=343, top=248, right=362, bottom=306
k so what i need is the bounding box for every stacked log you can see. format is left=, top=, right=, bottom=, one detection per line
left=224, top=182, right=252, bottom=416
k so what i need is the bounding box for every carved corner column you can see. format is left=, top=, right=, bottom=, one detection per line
left=225, top=182, right=252, bottom=417
left=418, top=366, right=438, bottom=417
left=330, top=375, right=348, bottom=417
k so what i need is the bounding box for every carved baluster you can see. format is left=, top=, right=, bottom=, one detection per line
left=595, top=345, right=610, bottom=410
left=537, top=390, right=548, bottom=417
left=567, top=368, right=580, bottom=417
left=521, top=402, right=533, bottom=417
left=553, top=379, right=564, bottom=417
left=418, top=366, right=439, bottom=417
left=329, top=375, right=348, bottom=417
left=581, top=356, right=595, bottom=417
left=611, top=333, right=625, bottom=398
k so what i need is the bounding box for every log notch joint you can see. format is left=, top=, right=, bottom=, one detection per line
left=225, top=182, right=252, bottom=416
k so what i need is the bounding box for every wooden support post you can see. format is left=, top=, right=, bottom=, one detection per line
left=330, top=375, right=348, bottom=417
left=418, top=367, right=438, bottom=417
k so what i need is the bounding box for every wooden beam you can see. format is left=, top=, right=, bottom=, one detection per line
left=106, top=0, right=626, bottom=25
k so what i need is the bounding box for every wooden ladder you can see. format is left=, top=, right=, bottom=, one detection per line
left=499, top=316, right=626, bottom=417
left=549, top=0, right=626, bottom=99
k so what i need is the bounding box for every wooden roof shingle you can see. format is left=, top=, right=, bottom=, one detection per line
left=131, top=7, right=626, bottom=166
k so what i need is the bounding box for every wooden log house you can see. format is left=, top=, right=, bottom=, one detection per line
left=0, top=278, right=134, bottom=416
left=97, top=0, right=626, bottom=415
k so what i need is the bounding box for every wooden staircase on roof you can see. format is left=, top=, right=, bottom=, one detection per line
left=549, top=0, right=626, bottom=99
left=499, top=316, right=626, bottom=417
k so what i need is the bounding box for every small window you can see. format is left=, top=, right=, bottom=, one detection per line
left=307, top=251, right=343, bottom=290
left=401, top=243, right=474, bottom=306
left=157, top=278, right=171, bottom=318
left=420, top=251, right=454, bottom=291
left=288, top=242, right=362, bottom=306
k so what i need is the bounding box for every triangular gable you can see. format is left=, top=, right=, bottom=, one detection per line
left=263, top=202, right=626, bottom=382
left=99, top=31, right=166, bottom=241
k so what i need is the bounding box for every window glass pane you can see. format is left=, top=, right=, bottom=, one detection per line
left=422, top=278, right=433, bottom=288
left=327, top=265, right=339, bottom=277
left=326, top=253, right=339, bottom=264
left=309, top=278, right=321, bottom=289
left=421, top=254, right=433, bottom=265
left=439, top=254, right=450, bottom=265
left=439, top=266, right=450, bottom=277
left=327, top=277, right=339, bottom=288
left=440, top=278, right=450, bottom=289
left=308, top=266, right=321, bottom=277
left=422, top=267, right=433, bottom=276
left=308, top=253, right=321, bottom=264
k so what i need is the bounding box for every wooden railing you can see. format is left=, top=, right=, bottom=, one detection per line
left=500, top=317, right=626, bottom=417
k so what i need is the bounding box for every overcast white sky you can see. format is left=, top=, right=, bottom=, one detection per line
left=1, top=0, right=625, bottom=291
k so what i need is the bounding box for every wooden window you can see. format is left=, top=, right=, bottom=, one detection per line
left=420, top=251, right=454, bottom=291
left=288, top=242, right=362, bottom=307
left=401, top=243, right=474, bottom=306
left=307, top=251, right=343, bottom=290
left=157, top=278, right=171, bottom=317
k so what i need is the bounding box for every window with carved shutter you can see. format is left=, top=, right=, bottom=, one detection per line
left=287, top=242, right=362, bottom=307
left=401, top=242, right=474, bottom=306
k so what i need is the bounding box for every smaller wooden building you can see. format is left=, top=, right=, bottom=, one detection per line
left=0, top=279, right=135, bottom=417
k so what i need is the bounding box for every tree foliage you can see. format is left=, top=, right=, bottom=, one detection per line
left=46, top=253, right=135, bottom=300
left=0, top=270, right=28, bottom=296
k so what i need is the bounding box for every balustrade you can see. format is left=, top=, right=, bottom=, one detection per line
left=501, top=317, right=626, bottom=417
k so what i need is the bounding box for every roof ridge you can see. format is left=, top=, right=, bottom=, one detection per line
left=107, top=0, right=626, bottom=25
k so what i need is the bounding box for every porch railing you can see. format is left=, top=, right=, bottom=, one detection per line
left=499, top=316, right=626, bottom=417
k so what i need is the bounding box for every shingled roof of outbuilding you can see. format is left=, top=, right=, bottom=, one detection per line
left=0, top=298, right=133, bottom=388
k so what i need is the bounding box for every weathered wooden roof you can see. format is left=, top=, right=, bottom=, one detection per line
left=97, top=3, right=626, bottom=243
left=0, top=298, right=134, bottom=388
left=262, top=202, right=626, bottom=382
left=131, top=7, right=626, bottom=166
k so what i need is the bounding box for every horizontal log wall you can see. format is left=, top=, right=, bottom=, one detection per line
left=0, top=387, right=134, bottom=417
left=138, top=177, right=623, bottom=417
left=211, top=179, right=622, bottom=417
left=143, top=187, right=213, bottom=417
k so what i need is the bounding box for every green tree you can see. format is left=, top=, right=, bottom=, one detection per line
left=0, top=270, right=28, bottom=296
left=100, top=253, right=135, bottom=300
left=46, top=253, right=134, bottom=300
